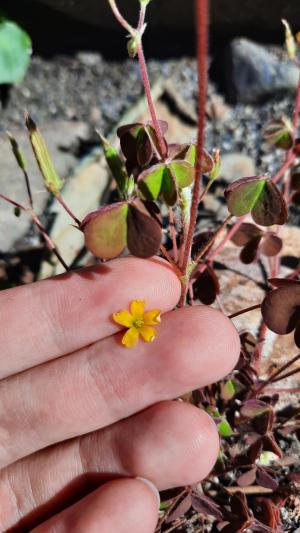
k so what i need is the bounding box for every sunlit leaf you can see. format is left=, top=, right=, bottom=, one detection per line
left=225, top=176, right=288, bottom=226
left=138, top=163, right=165, bottom=200
left=263, top=117, right=293, bottom=150
left=81, top=203, right=128, bottom=259
left=168, top=160, right=195, bottom=188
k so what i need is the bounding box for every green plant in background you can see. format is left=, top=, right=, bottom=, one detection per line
left=0, top=16, right=32, bottom=84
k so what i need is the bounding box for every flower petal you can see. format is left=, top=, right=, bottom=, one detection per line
left=143, top=310, right=161, bottom=325
left=140, top=325, right=157, bottom=343
left=113, top=310, right=133, bottom=328
left=122, top=327, right=139, bottom=348
left=130, top=300, right=145, bottom=317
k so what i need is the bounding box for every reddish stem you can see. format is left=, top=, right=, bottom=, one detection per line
left=292, top=72, right=300, bottom=132
left=168, top=208, right=179, bottom=262
left=0, top=193, right=25, bottom=211
left=181, top=0, right=209, bottom=279
left=271, top=366, right=300, bottom=383
left=107, top=0, right=134, bottom=34
left=136, top=41, right=167, bottom=158
left=287, top=263, right=300, bottom=279
left=0, top=193, right=69, bottom=272
left=228, top=303, right=261, bottom=319
left=193, top=214, right=232, bottom=266
left=160, top=244, right=182, bottom=278
left=256, top=353, right=300, bottom=394
left=56, top=193, right=81, bottom=226
left=31, top=213, right=69, bottom=271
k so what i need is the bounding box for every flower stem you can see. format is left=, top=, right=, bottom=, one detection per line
left=181, top=0, right=209, bottom=278
left=136, top=41, right=167, bottom=158
left=107, top=0, right=134, bottom=34
left=168, top=207, right=179, bottom=263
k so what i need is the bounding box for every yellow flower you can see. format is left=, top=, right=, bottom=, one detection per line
left=113, top=300, right=161, bottom=348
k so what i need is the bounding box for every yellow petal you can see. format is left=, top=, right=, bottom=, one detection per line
left=122, top=327, right=139, bottom=348
left=140, top=325, right=157, bottom=343
left=130, top=300, right=145, bottom=317
left=113, top=310, right=133, bottom=328
left=143, top=310, right=161, bottom=325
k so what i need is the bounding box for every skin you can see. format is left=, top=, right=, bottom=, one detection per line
left=0, top=257, right=240, bottom=532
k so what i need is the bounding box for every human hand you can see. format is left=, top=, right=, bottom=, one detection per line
left=0, top=257, right=240, bottom=532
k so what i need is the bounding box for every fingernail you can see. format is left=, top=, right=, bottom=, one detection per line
left=136, top=477, right=160, bottom=508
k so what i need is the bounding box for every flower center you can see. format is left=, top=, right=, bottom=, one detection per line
left=133, top=317, right=144, bottom=329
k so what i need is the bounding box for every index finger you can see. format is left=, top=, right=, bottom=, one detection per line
left=0, top=257, right=181, bottom=379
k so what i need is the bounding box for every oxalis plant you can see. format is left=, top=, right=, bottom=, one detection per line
left=1, top=0, right=300, bottom=531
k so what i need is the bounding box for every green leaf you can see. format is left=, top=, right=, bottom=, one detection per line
left=98, top=132, right=128, bottom=196
left=0, top=19, right=31, bottom=84
left=162, top=167, right=178, bottom=206
left=82, top=203, right=128, bottom=260
left=168, top=161, right=195, bottom=188
left=138, top=163, right=165, bottom=200
left=224, top=176, right=288, bottom=226
left=218, top=419, right=234, bottom=437
left=220, top=379, right=236, bottom=401
left=25, top=113, right=63, bottom=196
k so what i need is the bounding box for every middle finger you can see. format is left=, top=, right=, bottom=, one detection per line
left=0, top=306, right=239, bottom=469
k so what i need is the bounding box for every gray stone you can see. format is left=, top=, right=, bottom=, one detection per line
left=228, top=39, right=299, bottom=103
left=35, top=0, right=300, bottom=33
left=0, top=121, right=89, bottom=253
left=219, top=153, right=256, bottom=183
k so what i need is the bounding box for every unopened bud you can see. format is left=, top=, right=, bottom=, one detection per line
left=127, top=37, right=138, bottom=58
left=282, top=19, right=297, bottom=59
left=209, top=148, right=221, bottom=181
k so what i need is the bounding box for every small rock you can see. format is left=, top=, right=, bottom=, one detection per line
left=228, top=38, right=299, bottom=103
left=219, top=153, right=256, bottom=183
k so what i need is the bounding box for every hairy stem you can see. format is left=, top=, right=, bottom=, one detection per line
left=181, top=0, right=209, bottom=278
left=136, top=41, right=167, bottom=157
left=168, top=207, right=179, bottom=262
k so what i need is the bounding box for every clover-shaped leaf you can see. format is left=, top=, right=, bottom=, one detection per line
left=192, top=265, right=220, bottom=305
left=231, top=223, right=282, bottom=264
left=138, top=160, right=194, bottom=206
left=169, top=143, right=214, bottom=173
left=81, top=199, right=161, bottom=259
left=263, top=117, right=294, bottom=150
left=261, top=280, right=300, bottom=347
left=224, top=176, right=288, bottom=226
left=117, top=121, right=168, bottom=171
